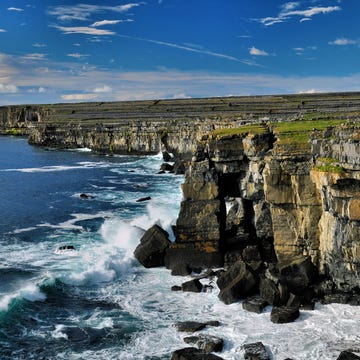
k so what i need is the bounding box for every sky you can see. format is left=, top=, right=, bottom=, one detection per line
left=0, top=0, right=359, bottom=105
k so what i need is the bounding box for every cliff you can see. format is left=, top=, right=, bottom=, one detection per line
left=169, top=119, right=360, bottom=300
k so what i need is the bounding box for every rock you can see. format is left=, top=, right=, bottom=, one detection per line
left=171, top=285, right=182, bottom=291
left=57, top=245, right=76, bottom=251
left=337, top=351, right=360, bottom=360
left=243, top=342, right=270, bottom=360
left=174, top=159, right=186, bottom=174
left=133, top=225, right=170, bottom=268
left=270, top=306, right=300, bottom=324
left=242, top=295, right=268, bottom=314
left=184, top=335, right=224, bottom=353
left=80, top=193, right=94, bottom=199
left=280, top=257, right=319, bottom=294
left=136, top=196, right=152, bottom=202
left=171, top=347, right=224, bottom=360
left=182, top=279, right=203, bottom=293
left=160, top=163, right=174, bottom=172
left=259, top=277, right=281, bottom=306
left=175, top=321, right=220, bottom=333
left=162, top=151, right=173, bottom=162
left=217, top=260, right=258, bottom=304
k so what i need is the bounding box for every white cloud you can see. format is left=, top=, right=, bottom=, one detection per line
left=61, top=94, right=98, bottom=101
left=329, top=37, right=358, bottom=46
left=249, top=46, right=268, bottom=56
left=22, top=53, right=48, bottom=61
left=90, top=19, right=132, bottom=27
left=0, top=84, right=18, bottom=93
left=52, top=25, right=115, bottom=36
left=93, top=85, right=112, bottom=93
left=7, top=7, right=23, bottom=12
left=67, top=53, right=89, bottom=59
left=298, top=89, right=317, bottom=94
left=38, top=87, right=46, bottom=93
left=258, top=4, right=341, bottom=26
left=0, top=29, right=6, bottom=33
left=48, top=3, right=141, bottom=22
left=32, top=43, right=46, bottom=48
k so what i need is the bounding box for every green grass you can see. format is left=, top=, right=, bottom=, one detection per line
left=210, top=124, right=268, bottom=139
left=315, top=157, right=346, bottom=174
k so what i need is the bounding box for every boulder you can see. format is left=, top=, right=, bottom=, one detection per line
left=80, top=193, right=95, bottom=199
left=217, top=260, right=258, bottom=304
left=162, top=151, right=173, bottom=162
left=160, top=162, right=174, bottom=172
left=171, top=285, right=182, bottom=291
left=280, top=257, right=319, bottom=294
left=174, top=159, right=186, bottom=174
left=175, top=321, right=220, bottom=333
left=171, top=347, right=224, bottom=360
left=136, top=196, right=151, bottom=202
left=133, top=225, right=170, bottom=268
left=270, top=306, right=300, bottom=324
left=259, top=278, right=281, bottom=306
left=243, top=342, right=270, bottom=360
left=183, top=335, right=224, bottom=353
left=182, top=279, right=203, bottom=293
left=242, top=295, right=268, bottom=314
left=337, top=351, right=360, bottom=360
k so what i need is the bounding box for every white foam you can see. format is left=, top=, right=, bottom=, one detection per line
left=0, top=283, right=46, bottom=312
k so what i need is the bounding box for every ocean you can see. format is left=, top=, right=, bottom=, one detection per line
left=0, top=136, right=359, bottom=360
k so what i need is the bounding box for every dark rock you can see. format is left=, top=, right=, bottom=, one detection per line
left=242, top=245, right=262, bottom=263
left=160, top=162, right=174, bottom=172
left=217, top=260, right=258, bottom=305
left=162, top=151, right=173, bottom=162
left=243, top=342, right=270, bottom=360
left=157, top=170, right=166, bottom=174
left=280, top=257, right=319, bottom=294
left=242, top=295, right=268, bottom=314
left=259, top=277, right=281, bottom=306
left=133, top=225, right=170, bottom=268
left=171, top=347, right=224, bottom=360
left=171, top=263, right=192, bottom=276
left=337, top=351, right=360, bottom=360
left=176, top=321, right=220, bottom=333
left=270, top=306, right=300, bottom=324
left=174, top=159, right=186, bottom=174
left=171, top=285, right=182, bottom=291
left=136, top=196, right=152, bottom=202
left=184, top=335, right=224, bottom=353
left=182, top=279, right=203, bottom=293
left=286, top=293, right=302, bottom=308
left=57, top=245, right=76, bottom=251
left=203, top=285, right=214, bottom=293
left=80, top=193, right=94, bottom=199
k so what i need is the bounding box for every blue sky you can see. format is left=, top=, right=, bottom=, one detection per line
left=0, top=0, right=358, bottom=104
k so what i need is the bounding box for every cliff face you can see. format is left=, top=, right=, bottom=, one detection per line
left=172, top=122, right=360, bottom=294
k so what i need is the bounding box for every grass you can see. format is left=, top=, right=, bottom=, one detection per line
left=315, top=157, right=346, bottom=174
left=210, top=124, right=268, bottom=139
left=270, top=119, right=345, bottom=153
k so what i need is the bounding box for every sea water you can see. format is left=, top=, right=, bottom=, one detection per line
left=0, top=136, right=359, bottom=360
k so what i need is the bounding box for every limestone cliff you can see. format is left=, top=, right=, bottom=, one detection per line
left=171, top=121, right=360, bottom=297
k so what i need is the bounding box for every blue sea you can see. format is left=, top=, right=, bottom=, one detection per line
left=0, top=136, right=359, bottom=360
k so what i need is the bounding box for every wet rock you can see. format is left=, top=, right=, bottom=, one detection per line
left=337, top=351, right=360, bottom=360
left=217, top=260, right=258, bottom=304
left=243, top=342, right=270, bottom=360
left=162, top=151, right=173, bottom=162
left=175, top=321, right=220, bottom=333
left=170, top=263, right=192, bottom=276
left=171, top=285, right=182, bottom=291
left=134, top=225, right=170, bottom=268
left=160, top=162, right=174, bottom=172
left=57, top=245, right=76, bottom=251
left=136, top=196, right=152, bottom=202
left=182, top=279, right=203, bottom=293
left=173, top=159, right=186, bottom=174
left=80, top=193, right=94, bottom=199
left=280, top=257, right=319, bottom=294
left=270, top=306, right=300, bottom=324
left=242, top=295, right=268, bottom=314
left=171, top=347, right=224, bottom=360
left=183, top=335, right=224, bottom=353
left=259, top=277, right=281, bottom=306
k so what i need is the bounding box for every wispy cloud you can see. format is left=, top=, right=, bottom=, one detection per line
left=67, top=53, right=90, bottom=59
left=7, top=7, right=23, bottom=12
left=118, top=34, right=259, bottom=66
left=22, top=53, right=48, bottom=61
left=90, top=19, right=133, bottom=27
left=0, top=29, right=7, bottom=33
left=329, top=37, right=359, bottom=46
left=52, top=25, right=115, bottom=36
left=258, top=3, right=341, bottom=26
left=61, top=94, right=98, bottom=101
left=32, top=43, right=47, bottom=48
left=0, top=84, right=18, bottom=93
left=249, top=46, right=268, bottom=56
left=93, top=85, right=112, bottom=93
left=48, top=3, right=141, bottom=22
